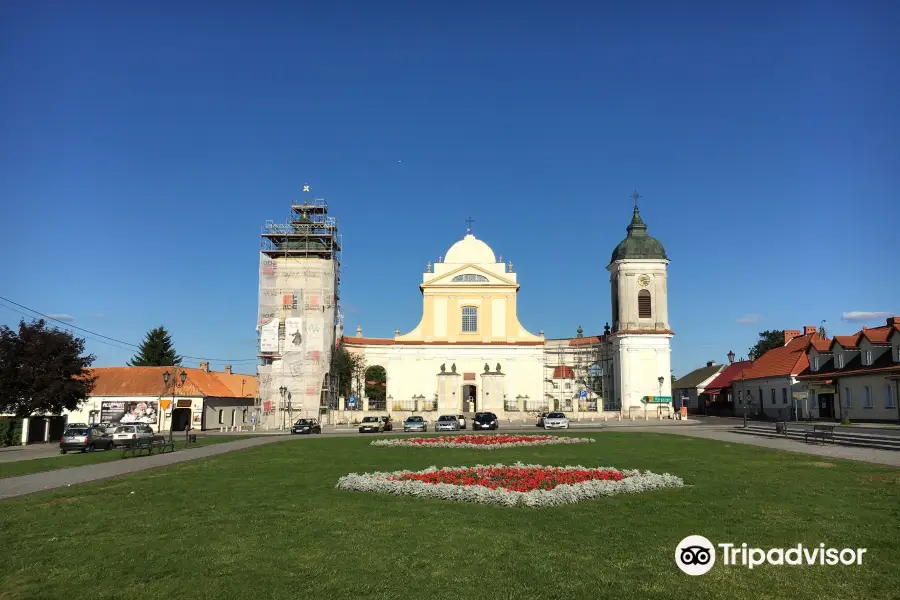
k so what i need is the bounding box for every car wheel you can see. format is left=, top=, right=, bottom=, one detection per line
left=60, top=448, right=67, bottom=454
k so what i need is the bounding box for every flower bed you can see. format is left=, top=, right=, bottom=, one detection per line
left=336, top=463, right=684, bottom=507
left=370, top=434, right=595, bottom=450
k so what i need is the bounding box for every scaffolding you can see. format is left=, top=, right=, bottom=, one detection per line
left=542, top=327, right=617, bottom=414
left=256, top=193, right=342, bottom=428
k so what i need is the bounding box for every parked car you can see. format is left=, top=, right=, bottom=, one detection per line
left=403, top=416, right=428, bottom=432
left=60, top=427, right=115, bottom=453
left=536, top=411, right=550, bottom=427
left=291, top=418, right=322, bottom=434
left=380, top=415, right=393, bottom=432
left=111, top=424, right=154, bottom=447
left=66, top=422, right=89, bottom=430
left=473, top=412, right=499, bottom=430
left=358, top=416, right=384, bottom=433
left=543, top=412, right=569, bottom=429
left=456, top=414, right=467, bottom=430
left=435, top=415, right=460, bottom=432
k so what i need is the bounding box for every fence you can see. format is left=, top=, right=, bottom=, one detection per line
left=579, top=400, right=599, bottom=412
left=523, top=400, right=549, bottom=412
left=503, top=401, right=519, bottom=412
left=368, top=398, right=387, bottom=411
left=420, top=400, right=437, bottom=411
left=391, top=400, right=417, bottom=412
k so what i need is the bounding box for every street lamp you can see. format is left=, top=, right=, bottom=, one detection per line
left=279, top=386, right=287, bottom=429
left=727, top=350, right=735, bottom=364
left=162, top=369, right=187, bottom=442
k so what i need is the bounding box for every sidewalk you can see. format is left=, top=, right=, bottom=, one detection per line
left=0, top=435, right=293, bottom=501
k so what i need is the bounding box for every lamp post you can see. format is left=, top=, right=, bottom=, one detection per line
left=162, top=369, right=187, bottom=442
left=279, top=386, right=287, bottom=429
left=741, top=366, right=748, bottom=428
left=727, top=350, right=735, bottom=364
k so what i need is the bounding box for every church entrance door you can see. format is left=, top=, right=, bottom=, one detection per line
left=462, top=384, right=477, bottom=412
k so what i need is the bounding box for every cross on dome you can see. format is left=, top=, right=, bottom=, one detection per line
left=465, top=216, right=475, bottom=234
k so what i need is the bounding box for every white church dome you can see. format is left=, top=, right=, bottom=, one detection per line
left=444, top=234, right=496, bottom=264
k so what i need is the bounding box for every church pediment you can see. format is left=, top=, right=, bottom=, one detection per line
left=423, top=264, right=517, bottom=288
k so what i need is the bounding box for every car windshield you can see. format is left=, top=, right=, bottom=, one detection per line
left=406, top=417, right=423, bottom=422
left=295, top=419, right=312, bottom=425
left=114, top=426, right=134, bottom=433
left=66, top=428, right=88, bottom=435
left=438, top=416, right=456, bottom=421
left=475, top=413, right=493, bottom=420
left=362, top=417, right=379, bottom=423
left=548, top=412, right=566, bottom=418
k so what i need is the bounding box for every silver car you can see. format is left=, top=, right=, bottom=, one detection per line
left=403, top=416, right=428, bottom=432
left=435, top=415, right=460, bottom=432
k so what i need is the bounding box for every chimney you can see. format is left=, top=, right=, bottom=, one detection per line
left=783, top=329, right=802, bottom=344
left=224, top=365, right=232, bottom=375
left=200, top=361, right=209, bottom=372
left=888, top=317, right=900, bottom=326
left=706, top=360, right=716, bottom=367
left=803, top=326, right=816, bottom=335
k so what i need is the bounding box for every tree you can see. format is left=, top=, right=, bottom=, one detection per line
left=330, top=346, right=366, bottom=398
left=364, top=365, right=387, bottom=402
left=0, top=319, right=97, bottom=416
left=748, top=330, right=784, bottom=360
left=128, top=326, right=182, bottom=366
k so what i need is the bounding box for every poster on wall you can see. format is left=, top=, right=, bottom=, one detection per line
left=100, top=401, right=159, bottom=425
left=259, top=318, right=280, bottom=353
left=192, top=412, right=202, bottom=426
left=285, top=317, right=304, bottom=351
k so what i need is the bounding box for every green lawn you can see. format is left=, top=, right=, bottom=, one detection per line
left=0, top=435, right=253, bottom=479
left=1, top=432, right=898, bottom=600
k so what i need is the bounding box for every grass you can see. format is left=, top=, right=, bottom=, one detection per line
left=1, top=432, right=898, bottom=600
left=0, top=436, right=253, bottom=479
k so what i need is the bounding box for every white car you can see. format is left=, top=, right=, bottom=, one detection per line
left=456, top=414, right=467, bottom=430
left=543, top=412, right=569, bottom=429
left=112, top=424, right=154, bottom=447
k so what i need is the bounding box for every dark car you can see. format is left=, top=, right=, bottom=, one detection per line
left=60, top=427, right=114, bottom=454
left=473, top=412, right=499, bottom=430
left=380, top=416, right=393, bottom=432
left=291, top=418, right=322, bottom=435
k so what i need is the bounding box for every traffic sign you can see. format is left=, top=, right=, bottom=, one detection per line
left=578, top=389, right=587, bottom=399
left=348, top=396, right=356, bottom=407
left=160, top=400, right=171, bottom=410
left=641, top=396, right=672, bottom=404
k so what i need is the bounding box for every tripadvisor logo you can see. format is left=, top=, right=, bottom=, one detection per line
left=675, top=536, right=867, bottom=575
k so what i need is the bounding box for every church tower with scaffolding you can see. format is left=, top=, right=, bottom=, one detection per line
left=256, top=185, right=342, bottom=427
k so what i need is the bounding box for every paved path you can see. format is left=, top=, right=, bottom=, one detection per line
left=0, top=435, right=291, bottom=501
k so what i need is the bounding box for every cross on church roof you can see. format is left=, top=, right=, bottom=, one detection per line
left=632, top=191, right=641, bottom=210
left=465, top=216, right=475, bottom=234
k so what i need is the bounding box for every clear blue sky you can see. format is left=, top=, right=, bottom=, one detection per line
left=1, top=1, right=897, bottom=377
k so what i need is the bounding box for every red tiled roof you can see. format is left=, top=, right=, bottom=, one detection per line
left=553, top=366, right=575, bottom=379
left=88, top=366, right=257, bottom=398
left=341, top=336, right=544, bottom=346
left=569, top=336, right=602, bottom=346
left=743, top=334, right=822, bottom=379
left=830, top=335, right=859, bottom=350
left=615, top=329, right=675, bottom=335
left=703, top=360, right=754, bottom=390
left=808, top=338, right=832, bottom=352
left=856, top=325, right=898, bottom=346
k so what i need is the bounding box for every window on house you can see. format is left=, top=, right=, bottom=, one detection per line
left=218, top=409, right=224, bottom=424
left=844, top=387, right=851, bottom=408
left=812, top=356, right=818, bottom=371
left=887, top=385, right=897, bottom=409
left=461, top=306, right=478, bottom=332
left=771, top=389, right=776, bottom=404
left=758, top=389, right=763, bottom=405
left=782, top=388, right=788, bottom=404
left=864, top=350, right=872, bottom=365
left=242, top=409, right=247, bottom=423
left=638, top=290, right=652, bottom=319
left=836, top=353, right=843, bottom=368
left=564, top=382, right=572, bottom=390
left=864, top=386, right=873, bottom=408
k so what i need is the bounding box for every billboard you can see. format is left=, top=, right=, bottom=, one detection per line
left=100, top=401, right=159, bottom=425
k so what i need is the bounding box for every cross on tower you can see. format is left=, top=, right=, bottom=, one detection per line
left=632, top=191, right=641, bottom=209
left=465, top=216, right=475, bottom=234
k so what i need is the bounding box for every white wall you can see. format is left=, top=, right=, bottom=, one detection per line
left=612, top=334, right=673, bottom=413
left=734, top=376, right=806, bottom=418
left=836, top=375, right=899, bottom=422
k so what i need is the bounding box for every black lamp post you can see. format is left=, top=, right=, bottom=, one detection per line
left=279, top=386, right=287, bottom=429
left=727, top=350, right=735, bottom=364
left=162, top=369, right=187, bottom=442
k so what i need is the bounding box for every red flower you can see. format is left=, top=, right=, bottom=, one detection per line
left=388, top=466, right=626, bottom=492
left=404, top=435, right=557, bottom=446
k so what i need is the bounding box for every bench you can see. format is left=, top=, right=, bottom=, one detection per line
left=121, top=436, right=176, bottom=458
left=775, top=420, right=788, bottom=435
left=804, top=425, right=836, bottom=445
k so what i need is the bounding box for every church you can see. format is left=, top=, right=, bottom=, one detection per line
left=340, top=202, right=674, bottom=420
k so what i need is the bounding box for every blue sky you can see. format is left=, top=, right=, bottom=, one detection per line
left=1, top=0, right=898, bottom=377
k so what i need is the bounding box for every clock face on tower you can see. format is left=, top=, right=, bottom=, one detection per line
left=637, top=275, right=651, bottom=288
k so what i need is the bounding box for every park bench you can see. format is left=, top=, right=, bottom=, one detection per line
left=775, top=420, right=788, bottom=436
left=804, top=425, right=836, bottom=445
left=121, top=436, right=176, bottom=458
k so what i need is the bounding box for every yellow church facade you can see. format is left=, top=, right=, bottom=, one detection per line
left=342, top=232, right=547, bottom=416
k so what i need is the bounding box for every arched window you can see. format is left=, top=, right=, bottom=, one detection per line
left=461, top=306, right=478, bottom=332
left=638, top=290, right=652, bottom=319
left=452, top=274, right=489, bottom=282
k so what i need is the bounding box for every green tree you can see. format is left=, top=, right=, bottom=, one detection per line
left=128, top=326, right=182, bottom=366
left=330, top=346, right=366, bottom=398
left=748, top=330, right=784, bottom=360
left=0, top=319, right=97, bottom=416
left=364, top=365, right=387, bottom=402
